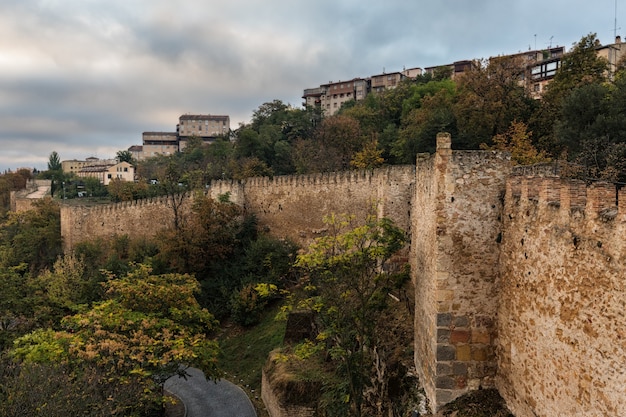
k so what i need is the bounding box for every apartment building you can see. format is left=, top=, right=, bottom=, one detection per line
left=303, top=67, right=421, bottom=116
left=141, top=132, right=179, bottom=159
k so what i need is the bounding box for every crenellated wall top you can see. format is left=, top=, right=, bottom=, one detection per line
left=506, top=176, right=624, bottom=221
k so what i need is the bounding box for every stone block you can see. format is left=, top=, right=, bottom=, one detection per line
left=456, top=344, right=471, bottom=361
left=436, top=344, right=456, bottom=361
left=452, top=362, right=468, bottom=376
left=453, top=315, right=469, bottom=327
left=471, top=330, right=491, bottom=344
left=436, top=376, right=456, bottom=389
left=437, top=328, right=450, bottom=343
left=450, top=330, right=470, bottom=344
left=437, top=289, right=454, bottom=301
left=472, top=345, right=494, bottom=362
left=437, top=313, right=452, bottom=327
left=437, top=362, right=452, bottom=376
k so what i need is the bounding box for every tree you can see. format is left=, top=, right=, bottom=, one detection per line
left=482, top=120, right=550, bottom=165
left=47, top=151, right=61, bottom=171
left=288, top=214, right=408, bottom=417
left=350, top=140, right=385, bottom=169
left=312, top=115, right=364, bottom=171
left=45, top=151, right=64, bottom=197
left=0, top=198, right=62, bottom=274
left=532, top=33, right=609, bottom=154
left=5, top=265, right=220, bottom=415
left=454, top=57, right=534, bottom=149
left=116, top=149, right=135, bottom=165
left=394, top=88, right=457, bottom=160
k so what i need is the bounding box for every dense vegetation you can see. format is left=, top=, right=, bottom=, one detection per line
left=0, top=32, right=624, bottom=416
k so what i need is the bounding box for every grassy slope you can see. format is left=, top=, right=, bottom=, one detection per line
left=217, top=302, right=286, bottom=417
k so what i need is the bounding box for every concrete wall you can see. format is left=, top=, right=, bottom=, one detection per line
left=497, top=176, right=626, bottom=417
left=413, top=133, right=512, bottom=410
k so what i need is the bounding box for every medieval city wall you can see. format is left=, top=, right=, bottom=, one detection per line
left=61, top=166, right=415, bottom=251
left=60, top=196, right=194, bottom=250
left=412, top=134, right=512, bottom=410
left=496, top=176, right=626, bottom=417
left=55, top=137, right=626, bottom=416
left=237, top=166, right=415, bottom=247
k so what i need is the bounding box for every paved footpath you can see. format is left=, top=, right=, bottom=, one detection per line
left=165, top=367, right=257, bottom=417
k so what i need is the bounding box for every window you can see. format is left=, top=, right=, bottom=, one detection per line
left=124, top=167, right=128, bottom=172
left=107, top=174, right=112, bottom=179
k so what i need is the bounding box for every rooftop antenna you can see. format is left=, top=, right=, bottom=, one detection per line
left=548, top=36, right=554, bottom=48
left=615, top=0, right=620, bottom=39
left=534, top=34, right=537, bottom=50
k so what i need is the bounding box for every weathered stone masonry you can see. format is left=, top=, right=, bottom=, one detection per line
left=412, top=134, right=510, bottom=409
left=59, top=133, right=625, bottom=416
left=497, top=176, right=626, bottom=417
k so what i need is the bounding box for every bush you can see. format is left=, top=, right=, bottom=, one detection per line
left=230, top=283, right=278, bottom=327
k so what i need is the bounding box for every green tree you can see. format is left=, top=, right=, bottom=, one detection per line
left=116, top=149, right=135, bottom=165
left=45, top=151, right=64, bottom=197
left=532, top=33, right=609, bottom=154
left=5, top=266, right=220, bottom=415
left=0, top=198, right=62, bottom=274
left=47, top=151, right=61, bottom=171
left=288, top=214, right=408, bottom=417
left=394, top=88, right=457, bottom=160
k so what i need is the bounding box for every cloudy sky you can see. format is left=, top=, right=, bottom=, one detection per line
left=0, top=0, right=621, bottom=171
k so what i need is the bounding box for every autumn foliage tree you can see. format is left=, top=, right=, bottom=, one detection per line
left=286, top=214, right=409, bottom=417
left=2, top=265, right=220, bottom=416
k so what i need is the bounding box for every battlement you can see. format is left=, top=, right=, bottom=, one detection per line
left=240, top=166, right=413, bottom=188
left=74, top=194, right=188, bottom=216
left=505, top=176, right=624, bottom=221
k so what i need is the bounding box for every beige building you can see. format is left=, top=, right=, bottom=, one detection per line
left=62, top=157, right=116, bottom=174
left=131, top=114, right=231, bottom=159
left=77, top=161, right=134, bottom=185
left=177, top=114, right=230, bottom=139
left=140, top=132, right=179, bottom=160
left=596, top=36, right=626, bottom=78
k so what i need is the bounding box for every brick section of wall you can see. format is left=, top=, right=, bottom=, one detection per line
left=497, top=177, right=626, bottom=417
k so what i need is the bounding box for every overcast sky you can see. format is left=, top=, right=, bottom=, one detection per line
left=0, top=0, right=622, bottom=172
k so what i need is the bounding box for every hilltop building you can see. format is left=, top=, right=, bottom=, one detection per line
left=303, top=67, right=422, bottom=116
left=596, top=35, right=626, bottom=78
left=131, top=114, right=230, bottom=160
left=302, top=36, right=625, bottom=113
left=61, top=157, right=117, bottom=175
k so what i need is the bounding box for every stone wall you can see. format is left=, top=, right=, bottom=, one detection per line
left=61, top=166, right=415, bottom=252
left=10, top=179, right=52, bottom=212
left=56, top=135, right=626, bottom=416
left=496, top=176, right=626, bottom=417
left=261, top=370, right=317, bottom=417
left=60, top=195, right=194, bottom=250
left=412, top=133, right=512, bottom=410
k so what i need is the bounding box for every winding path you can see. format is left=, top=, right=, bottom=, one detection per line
left=164, top=367, right=257, bottom=417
